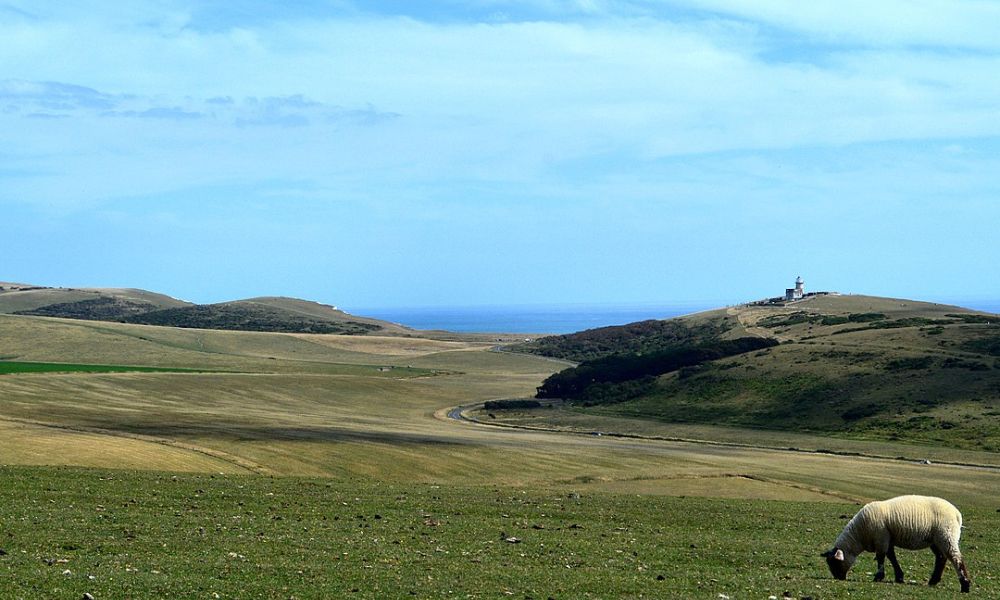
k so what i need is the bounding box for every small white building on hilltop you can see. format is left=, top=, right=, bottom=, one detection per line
left=785, top=276, right=804, bottom=301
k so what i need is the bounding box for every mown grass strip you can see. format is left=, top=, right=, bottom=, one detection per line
left=0, top=361, right=217, bottom=375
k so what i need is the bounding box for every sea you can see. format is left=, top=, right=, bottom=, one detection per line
left=353, top=303, right=715, bottom=334
left=964, top=301, right=1000, bottom=315
left=355, top=298, right=1000, bottom=335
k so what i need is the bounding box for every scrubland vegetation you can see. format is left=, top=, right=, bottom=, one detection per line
left=2, top=285, right=397, bottom=335
left=516, top=295, right=1000, bottom=450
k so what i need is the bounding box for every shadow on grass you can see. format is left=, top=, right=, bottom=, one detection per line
left=96, top=423, right=468, bottom=446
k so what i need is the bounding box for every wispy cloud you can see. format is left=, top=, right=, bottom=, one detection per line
left=3, top=2, right=999, bottom=215
left=676, top=0, right=1000, bottom=51
left=0, top=80, right=116, bottom=111
left=236, top=95, right=322, bottom=128
left=0, top=80, right=396, bottom=127
left=0, top=2, right=35, bottom=19
left=104, top=106, right=205, bottom=120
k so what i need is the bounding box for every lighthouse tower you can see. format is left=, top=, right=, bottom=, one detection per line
left=785, top=276, right=805, bottom=301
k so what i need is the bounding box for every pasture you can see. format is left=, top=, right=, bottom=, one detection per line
left=2, top=313, right=1000, bottom=596
left=0, top=361, right=212, bottom=375
left=3, top=467, right=998, bottom=599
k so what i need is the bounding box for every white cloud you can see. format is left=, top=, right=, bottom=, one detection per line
left=674, top=0, right=1000, bottom=51
left=0, top=80, right=115, bottom=110
left=0, top=79, right=397, bottom=125
left=2, top=1, right=999, bottom=212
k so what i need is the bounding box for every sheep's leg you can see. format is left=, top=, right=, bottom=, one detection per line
left=873, top=552, right=886, bottom=582
left=886, top=546, right=904, bottom=583
left=928, top=544, right=946, bottom=586
left=948, top=553, right=970, bottom=593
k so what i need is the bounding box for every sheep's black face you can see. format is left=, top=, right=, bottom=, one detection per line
left=825, top=555, right=848, bottom=580
left=822, top=548, right=849, bottom=580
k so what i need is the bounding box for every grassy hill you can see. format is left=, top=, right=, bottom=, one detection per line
left=0, top=312, right=558, bottom=474
left=3, top=283, right=404, bottom=335
left=0, top=283, right=190, bottom=315
left=218, top=297, right=410, bottom=334
left=516, top=312, right=739, bottom=362
left=514, top=294, right=1000, bottom=450
left=122, top=301, right=386, bottom=335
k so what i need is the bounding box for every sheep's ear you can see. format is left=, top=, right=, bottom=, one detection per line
left=821, top=549, right=834, bottom=557
left=834, top=549, right=845, bottom=561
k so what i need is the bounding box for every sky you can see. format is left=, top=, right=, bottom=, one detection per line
left=3, top=0, right=1000, bottom=309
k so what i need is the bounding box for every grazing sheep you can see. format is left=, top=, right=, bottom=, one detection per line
left=821, top=495, right=970, bottom=593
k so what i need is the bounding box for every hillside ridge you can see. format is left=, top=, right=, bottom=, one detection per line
left=1, top=282, right=404, bottom=335
left=514, top=294, right=1000, bottom=451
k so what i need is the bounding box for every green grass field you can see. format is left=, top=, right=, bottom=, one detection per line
left=0, top=361, right=217, bottom=375
left=3, top=466, right=996, bottom=599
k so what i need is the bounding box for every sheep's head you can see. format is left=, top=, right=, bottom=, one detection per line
left=821, top=547, right=854, bottom=580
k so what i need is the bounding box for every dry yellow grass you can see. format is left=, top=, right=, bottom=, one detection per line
left=4, top=313, right=1000, bottom=507
left=290, top=332, right=483, bottom=356
left=0, top=418, right=244, bottom=473
left=0, top=314, right=441, bottom=371
left=0, top=289, right=101, bottom=313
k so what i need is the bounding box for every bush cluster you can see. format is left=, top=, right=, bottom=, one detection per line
left=884, top=356, right=935, bottom=371
left=125, top=304, right=381, bottom=335
left=515, top=317, right=735, bottom=362
left=483, top=399, right=542, bottom=410
left=535, top=337, right=779, bottom=403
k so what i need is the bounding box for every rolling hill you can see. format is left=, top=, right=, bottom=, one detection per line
left=515, top=294, right=1000, bottom=450
left=121, top=299, right=399, bottom=335
left=229, top=296, right=406, bottom=332
left=1, top=283, right=405, bottom=335
left=0, top=282, right=190, bottom=315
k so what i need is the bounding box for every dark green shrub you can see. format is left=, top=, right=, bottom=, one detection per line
left=536, top=337, right=779, bottom=402
left=884, top=356, right=934, bottom=371
left=941, top=358, right=990, bottom=371
left=483, top=399, right=542, bottom=410
left=962, top=335, right=1000, bottom=356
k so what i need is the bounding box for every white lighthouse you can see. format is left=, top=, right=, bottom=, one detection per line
left=785, top=276, right=805, bottom=301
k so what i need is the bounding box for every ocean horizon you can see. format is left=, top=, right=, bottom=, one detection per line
left=353, top=303, right=719, bottom=334
left=354, top=298, right=1000, bottom=335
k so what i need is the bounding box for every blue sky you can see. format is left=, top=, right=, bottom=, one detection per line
left=3, top=1, right=999, bottom=309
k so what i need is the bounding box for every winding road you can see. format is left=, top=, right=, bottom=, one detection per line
left=444, top=400, right=1000, bottom=470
